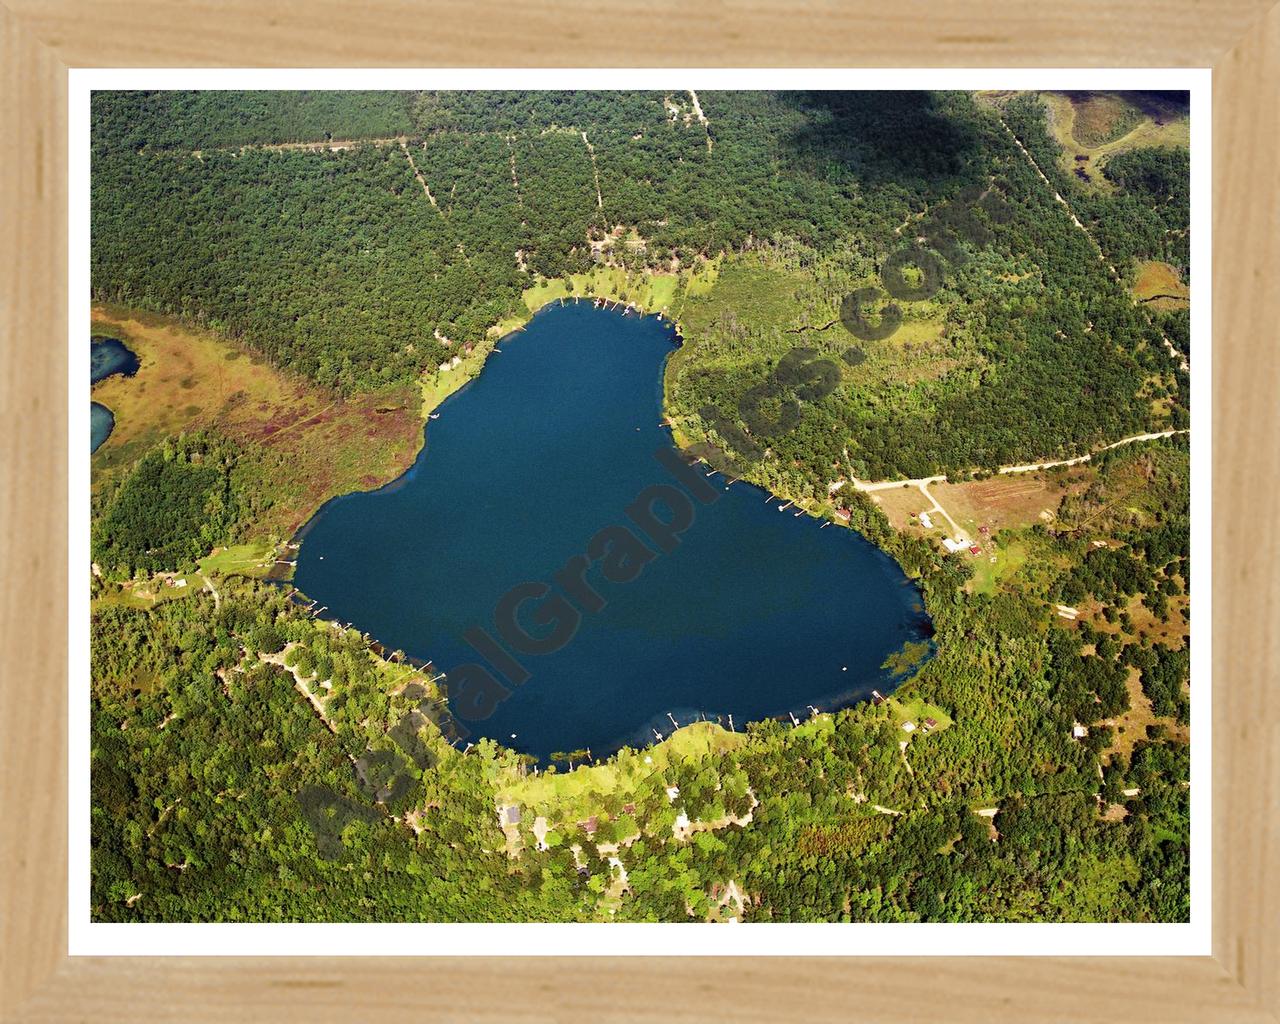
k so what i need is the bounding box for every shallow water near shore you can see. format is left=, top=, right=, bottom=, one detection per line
left=294, top=302, right=932, bottom=760
left=91, top=335, right=139, bottom=452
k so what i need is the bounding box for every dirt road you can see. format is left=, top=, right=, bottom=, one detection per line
left=852, top=429, right=1187, bottom=494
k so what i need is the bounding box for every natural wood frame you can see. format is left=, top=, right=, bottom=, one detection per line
left=3, top=3, right=1277, bottom=1020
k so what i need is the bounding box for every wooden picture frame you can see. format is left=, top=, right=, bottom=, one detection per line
left=2, top=3, right=1276, bottom=1019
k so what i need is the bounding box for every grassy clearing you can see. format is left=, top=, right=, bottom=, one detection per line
left=1076, top=590, right=1189, bottom=653
left=968, top=537, right=1029, bottom=596
left=91, top=571, right=201, bottom=611
left=886, top=695, right=952, bottom=733
left=1132, top=260, right=1190, bottom=311
left=1064, top=92, right=1146, bottom=147
left=867, top=485, right=934, bottom=530
left=495, top=721, right=744, bottom=815
left=197, top=540, right=277, bottom=580
left=934, top=469, right=1091, bottom=535
left=91, top=306, right=424, bottom=539
left=1039, top=91, right=1189, bottom=191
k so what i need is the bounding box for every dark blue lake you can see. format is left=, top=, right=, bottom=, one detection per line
left=293, top=302, right=932, bottom=760
left=91, top=335, right=139, bottom=452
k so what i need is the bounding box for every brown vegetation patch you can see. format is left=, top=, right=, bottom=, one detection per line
left=91, top=305, right=424, bottom=537
left=1065, top=92, right=1145, bottom=148
left=1098, top=668, right=1189, bottom=766
left=931, top=467, right=1093, bottom=536
left=868, top=485, right=934, bottom=532
left=1132, top=260, right=1190, bottom=311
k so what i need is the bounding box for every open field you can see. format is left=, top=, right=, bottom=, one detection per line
left=91, top=570, right=202, bottom=611
left=197, top=540, right=278, bottom=580
left=91, top=306, right=425, bottom=539
left=967, top=537, right=1030, bottom=596
left=1132, top=259, right=1190, bottom=311
left=887, top=695, right=953, bottom=734
left=1039, top=91, right=1190, bottom=191
left=1062, top=92, right=1146, bottom=147
left=933, top=469, right=1093, bottom=535
left=865, top=471, right=1077, bottom=596
left=870, top=468, right=1090, bottom=536
left=865, top=484, right=934, bottom=528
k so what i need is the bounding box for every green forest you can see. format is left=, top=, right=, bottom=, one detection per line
left=90, top=90, right=1192, bottom=923
left=92, top=89, right=1189, bottom=477
left=91, top=435, right=1191, bottom=922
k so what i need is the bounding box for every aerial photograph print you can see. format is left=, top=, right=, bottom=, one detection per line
left=87, top=87, right=1193, bottom=926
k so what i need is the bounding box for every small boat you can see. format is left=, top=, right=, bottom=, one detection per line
left=429, top=413, right=440, bottom=420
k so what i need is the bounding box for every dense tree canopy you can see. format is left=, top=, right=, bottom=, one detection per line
left=89, top=90, right=1192, bottom=924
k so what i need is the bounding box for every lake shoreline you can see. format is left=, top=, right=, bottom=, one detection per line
left=90, top=334, right=141, bottom=453
left=289, top=300, right=937, bottom=762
